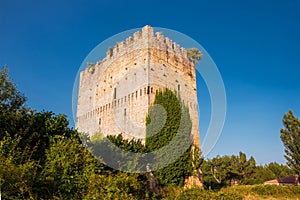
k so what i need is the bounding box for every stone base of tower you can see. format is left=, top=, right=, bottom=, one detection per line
left=184, top=170, right=203, bottom=189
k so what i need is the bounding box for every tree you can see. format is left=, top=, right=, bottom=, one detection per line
left=280, top=110, right=300, bottom=175
left=187, top=48, right=202, bottom=64
left=0, top=67, right=26, bottom=112
left=266, top=162, right=293, bottom=178
left=0, top=67, right=27, bottom=140
left=0, top=67, right=74, bottom=163
left=202, top=156, right=232, bottom=189
left=234, top=152, right=256, bottom=185
left=201, top=152, right=257, bottom=189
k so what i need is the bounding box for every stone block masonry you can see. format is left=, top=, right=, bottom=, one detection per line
left=76, top=25, right=200, bottom=148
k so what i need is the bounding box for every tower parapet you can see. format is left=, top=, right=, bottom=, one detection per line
left=98, top=25, right=194, bottom=74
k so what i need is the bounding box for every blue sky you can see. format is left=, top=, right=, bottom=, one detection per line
left=1, top=0, right=299, bottom=165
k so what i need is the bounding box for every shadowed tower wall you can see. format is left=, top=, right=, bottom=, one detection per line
left=76, top=25, right=200, bottom=148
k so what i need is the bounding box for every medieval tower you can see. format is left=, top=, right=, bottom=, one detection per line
left=76, top=25, right=200, bottom=148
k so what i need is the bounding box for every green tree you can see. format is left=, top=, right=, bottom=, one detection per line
left=0, top=67, right=74, bottom=164
left=202, top=155, right=232, bottom=189
left=202, top=152, right=257, bottom=189
left=252, top=165, right=276, bottom=184
left=248, top=162, right=292, bottom=184
left=0, top=67, right=27, bottom=139
left=280, top=110, right=300, bottom=175
left=234, top=152, right=256, bottom=185
left=187, top=48, right=202, bottom=64
left=266, top=162, right=293, bottom=178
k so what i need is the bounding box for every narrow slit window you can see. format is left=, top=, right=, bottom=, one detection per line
left=113, top=88, right=117, bottom=99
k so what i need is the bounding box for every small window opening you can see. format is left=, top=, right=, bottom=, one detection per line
left=113, top=88, right=117, bottom=99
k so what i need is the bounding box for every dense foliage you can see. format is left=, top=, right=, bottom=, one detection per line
left=145, top=89, right=196, bottom=186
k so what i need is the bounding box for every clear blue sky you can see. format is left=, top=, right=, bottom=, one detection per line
left=1, top=0, right=299, bottom=165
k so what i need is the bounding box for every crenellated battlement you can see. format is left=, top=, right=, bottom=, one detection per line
left=103, top=25, right=192, bottom=65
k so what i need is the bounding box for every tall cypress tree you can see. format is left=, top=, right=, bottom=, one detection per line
left=280, top=110, right=300, bottom=175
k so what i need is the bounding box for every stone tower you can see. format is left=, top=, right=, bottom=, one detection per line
left=76, top=25, right=200, bottom=148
